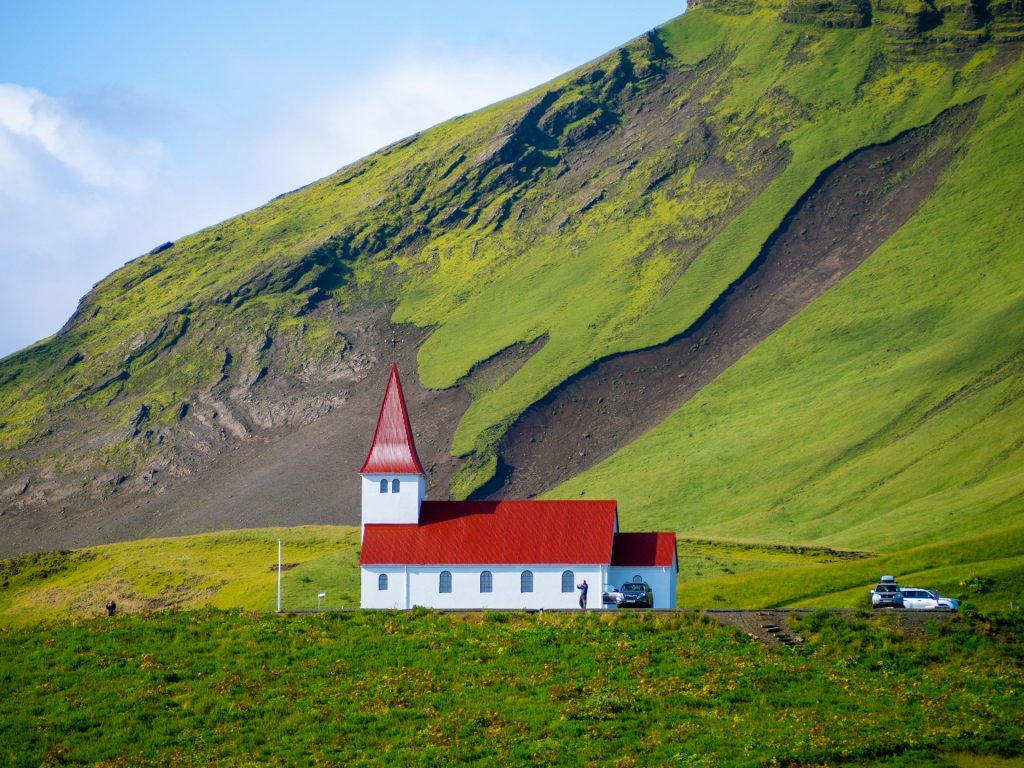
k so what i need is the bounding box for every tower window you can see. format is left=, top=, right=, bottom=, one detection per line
left=392, top=478, right=400, bottom=493
left=378, top=574, right=388, bottom=591
left=561, top=570, right=574, bottom=593
left=480, top=571, right=492, bottom=593
left=521, top=570, right=533, bottom=593
left=379, top=479, right=388, bottom=493
left=439, top=570, right=452, bottom=593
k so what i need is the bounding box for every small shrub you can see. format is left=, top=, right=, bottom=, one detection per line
left=547, top=683, right=584, bottom=702
left=960, top=573, right=995, bottom=594
left=567, top=693, right=631, bottom=720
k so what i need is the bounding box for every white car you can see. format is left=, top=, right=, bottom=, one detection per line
left=900, top=588, right=960, bottom=611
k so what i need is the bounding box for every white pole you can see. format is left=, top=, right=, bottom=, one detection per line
left=277, top=539, right=282, bottom=613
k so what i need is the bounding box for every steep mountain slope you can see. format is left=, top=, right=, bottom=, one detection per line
left=477, top=100, right=983, bottom=499
left=1, top=0, right=1023, bottom=557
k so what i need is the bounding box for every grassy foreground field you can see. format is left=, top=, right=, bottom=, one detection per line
left=1, top=608, right=1022, bottom=767
left=1, top=529, right=1021, bottom=765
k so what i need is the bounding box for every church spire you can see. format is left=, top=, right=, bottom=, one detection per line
left=360, top=362, right=425, bottom=476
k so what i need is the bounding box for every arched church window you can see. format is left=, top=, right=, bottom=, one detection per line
left=379, top=479, right=388, bottom=493
left=480, top=571, right=492, bottom=593
left=439, top=571, right=452, bottom=593
left=392, top=478, right=400, bottom=493
left=520, top=570, right=533, bottom=593
left=378, top=574, right=388, bottom=591
left=561, top=570, right=574, bottom=593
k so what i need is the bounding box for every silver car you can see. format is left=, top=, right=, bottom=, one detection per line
left=870, top=576, right=904, bottom=608
left=900, top=588, right=960, bottom=611
left=602, top=585, right=625, bottom=606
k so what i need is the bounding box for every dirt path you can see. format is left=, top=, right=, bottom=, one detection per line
left=703, top=608, right=957, bottom=647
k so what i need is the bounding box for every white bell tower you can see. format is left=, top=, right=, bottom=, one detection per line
left=359, top=363, right=426, bottom=539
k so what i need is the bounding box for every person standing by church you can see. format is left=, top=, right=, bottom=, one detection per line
left=577, top=579, right=588, bottom=609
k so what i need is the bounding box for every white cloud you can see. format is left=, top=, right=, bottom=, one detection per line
left=0, top=84, right=167, bottom=358
left=0, top=84, right=161, bottom=193
left=0, top=49, right=567, bottom=359
left=253, top=49, right=567, bottom=191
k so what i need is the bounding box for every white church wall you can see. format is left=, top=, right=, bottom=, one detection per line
left=362, top=565, right=605, bottom=610
left=363, top=564, right=677, bottom=610
left=361, top=566, right=409, bottom=609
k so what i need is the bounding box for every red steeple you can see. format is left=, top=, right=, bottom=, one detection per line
left=360, top=363, right=426, bottom=475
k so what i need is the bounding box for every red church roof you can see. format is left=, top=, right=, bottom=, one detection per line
left=360, top=363, right=425, bottom=476
left=611, top=532, right=678, bottom=569
left=360, top=499, right=619, bottom=565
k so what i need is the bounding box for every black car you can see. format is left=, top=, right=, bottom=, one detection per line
left=619, top=582, right=654, bottom=608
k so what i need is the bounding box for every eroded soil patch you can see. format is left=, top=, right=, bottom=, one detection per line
left=477, top=100, right=981, bottom=499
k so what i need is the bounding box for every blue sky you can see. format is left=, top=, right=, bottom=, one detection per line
left=0, top=2, right=684, bottom=358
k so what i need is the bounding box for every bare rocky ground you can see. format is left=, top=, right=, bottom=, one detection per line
left=0, top=308, right=544, bottom=556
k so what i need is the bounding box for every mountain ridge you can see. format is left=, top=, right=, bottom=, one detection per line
left=1, top=0, right=1022, bottom=559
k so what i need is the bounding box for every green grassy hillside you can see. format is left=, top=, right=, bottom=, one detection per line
left=1, top=608, right=1021, bottom=767
left=0, top=527, right=360, bottom=626
left=416, top=8, right=1024, bottom=498
left=0, top=0, right=1022, bottom=570
left=676, top=525, right=1024, bottom=609
left=550, top=18, right=1024, bottom=549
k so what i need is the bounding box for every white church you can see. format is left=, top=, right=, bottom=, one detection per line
left=358, top=364, right=678, bottom=610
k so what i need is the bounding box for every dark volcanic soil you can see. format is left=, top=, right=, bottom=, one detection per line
left=0, top=313, right=547, bottom=556
left=121, top=319, right=470, bottom=541
left=474, top=100, right=981, bottom=500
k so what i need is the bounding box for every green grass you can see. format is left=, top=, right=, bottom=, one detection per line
left=2, top=522, right=1019, bottom=627
left=279, top=549, right=361, bottom=611
left=401, top=11, right=1024, bottom=517
left=0, top=607, right=1020, bottom=767
left=0, top=519, right=1019, bottom=765
left=675, top=526, right=1024, bottom=611
left=0, top=9, right=992, bottom=473
left=0, top=527, right=360, bottom=626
